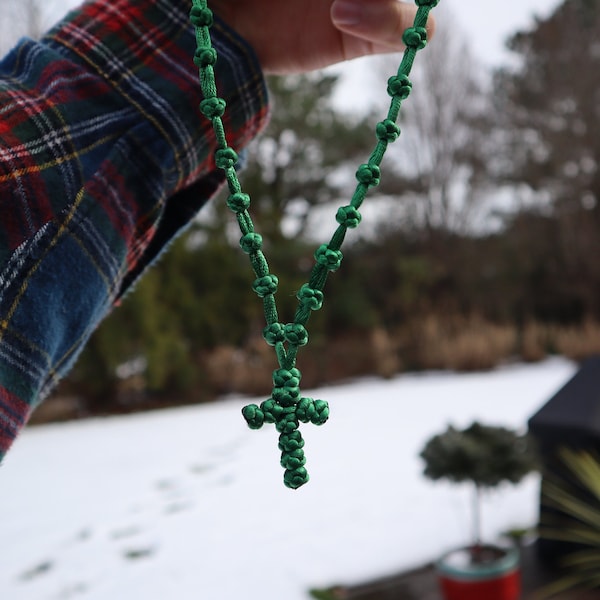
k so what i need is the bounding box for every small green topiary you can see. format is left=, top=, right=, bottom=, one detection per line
left=420, top=422, right=539, bottom=557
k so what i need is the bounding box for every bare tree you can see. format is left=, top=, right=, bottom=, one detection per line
left=372, top=5, right=494, bottom=236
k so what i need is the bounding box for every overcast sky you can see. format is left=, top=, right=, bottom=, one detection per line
left=330, top=0, right=565, bottom=111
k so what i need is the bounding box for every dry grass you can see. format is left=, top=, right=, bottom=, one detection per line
left=520, top=321, right=551, bottom=363
left=402, top=315, right=517, bottom=372
left=552, top=320, right=600, bottom=361
left=204, top=318, right=600, bottom=392
left=517, top=319, right=600, bottom=363
left=204, top=327, right=401, bottom=395
left=203, top=339, right=277, bottom=397
left=40, top=318, right=600, bottom=424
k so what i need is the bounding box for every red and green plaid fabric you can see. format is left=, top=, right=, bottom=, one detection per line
left=0, top=0, right=270, bottom=460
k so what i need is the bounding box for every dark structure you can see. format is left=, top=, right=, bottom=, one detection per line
left=528, top=356, right=600, bottom=564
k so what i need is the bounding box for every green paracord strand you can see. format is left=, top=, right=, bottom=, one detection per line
left=190, top=0, right=439, bottom=489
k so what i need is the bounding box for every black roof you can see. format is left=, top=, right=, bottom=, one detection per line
left=529, top=356, right=600, bottom=438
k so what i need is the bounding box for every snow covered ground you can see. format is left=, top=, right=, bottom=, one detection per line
left=0, top=357, right=576, bottom=600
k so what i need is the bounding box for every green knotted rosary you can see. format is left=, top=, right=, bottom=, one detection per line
left=190, top=0, right=439, bottom=489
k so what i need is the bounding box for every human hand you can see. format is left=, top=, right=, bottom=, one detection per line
left=208, top=0, right=435, bottom=74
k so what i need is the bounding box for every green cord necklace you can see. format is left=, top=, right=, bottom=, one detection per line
left=190, top=0, right=440, bottom=489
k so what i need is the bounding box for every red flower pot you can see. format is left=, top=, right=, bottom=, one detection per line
left=436, top=545, right=520, bottom=600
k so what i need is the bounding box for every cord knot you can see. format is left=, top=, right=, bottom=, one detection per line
left=284, top=323, right=309, bottom=346
left=215, top=147, right=239, bottom=169
left=261, top=399, right=286, bottom=423
left=387, top=74, right=412, bottom=100
left=253, top=274, right=279, bottom=298
left=275, top=411, right=300, bottom=434
left=297, top=398, right=330, bottom=425
left=280, top=431, right=310, bottom=488
left=356, top=164, right=381, bottom=187
left=376, top=119, right=401, bottom=142
left=272, top=368, right=301, bottom=406
left=273, top=367, right=301, bottom=388
left=284, top=467, right=309, bottom=490
left=263, top=322, right=285, bottom=346
left=296, top=285, right=324, bottom=311
left=271, top=389, right=299, bottom=407
left=415, top=0, right=439, bottom=7
left=241, top=404, right=265, bottom=429
left=239, top=232, right=263, bottom=254
left=315, top=244, right=343, bottom=271
left=199, top=97, right=226, bottom=119
left=402, top=26, right=428, bottom=50
left=193, top=46, right=218, bottom=67
left=336, top=205, right=362, bottom=229
left=280, top=449, right=306, bottom=471
left=189, top=5, right=213, bottom=27
left=279, top=430, right=305, bottom=453
left=226, top=192, right=251, bottom=213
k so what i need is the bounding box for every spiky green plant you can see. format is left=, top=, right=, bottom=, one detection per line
left=538, top=448, right=600, bottom=597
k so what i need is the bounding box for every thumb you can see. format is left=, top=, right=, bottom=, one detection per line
left=331, top=0, right=434, bottom=54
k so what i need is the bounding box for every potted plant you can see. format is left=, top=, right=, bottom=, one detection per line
left=420, top=421, right=538, bottom=600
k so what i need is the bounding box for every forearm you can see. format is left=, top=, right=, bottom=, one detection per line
left=0, top=0, right=270, bottom=460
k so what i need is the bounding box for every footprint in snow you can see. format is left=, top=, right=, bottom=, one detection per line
left=110, top=525, right=143, bottom=540
left=19, top=560, right=53, bottom=582
left=122, top=546, right=156, bottom=562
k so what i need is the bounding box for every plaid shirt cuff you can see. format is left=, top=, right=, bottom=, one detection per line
left=0, top=0, right=270, bottom=460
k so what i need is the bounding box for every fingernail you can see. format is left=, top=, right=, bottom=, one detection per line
left=331, top=0, right=364, bottom=26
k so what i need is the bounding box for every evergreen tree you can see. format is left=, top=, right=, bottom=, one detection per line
left=495, top=0, right=600, bottom=317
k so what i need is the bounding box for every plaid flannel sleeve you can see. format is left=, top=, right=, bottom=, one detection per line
left=0, top=0, right=270, bottom=461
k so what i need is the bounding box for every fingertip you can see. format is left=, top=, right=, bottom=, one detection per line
left=331, top=0, right=433, bottom=50
left=330, top=0, right=362, bottom=27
